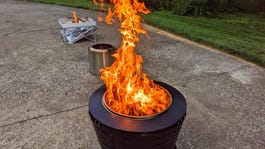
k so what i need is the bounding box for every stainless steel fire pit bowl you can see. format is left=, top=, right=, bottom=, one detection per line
left=102, top=84, right=173, bottom=120
left=89, top=43, right=116, bottom=75
left=89, top=81, right=187, bottom=149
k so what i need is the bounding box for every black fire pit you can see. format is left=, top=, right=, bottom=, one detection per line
left=89, top=81, right=187, bottom=149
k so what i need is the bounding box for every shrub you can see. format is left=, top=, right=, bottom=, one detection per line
left=144, top=0, right=230, bottom=17
left=171, top=0, right=229, bottom=17
left=230, top=0, right=262, bottom=12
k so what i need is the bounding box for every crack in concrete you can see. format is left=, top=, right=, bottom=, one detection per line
left=1, top=27, right=58, bottom=37
left=0, top=104, right=88, bottom=128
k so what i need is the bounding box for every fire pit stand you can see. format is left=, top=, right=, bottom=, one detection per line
left=58, top=17, right=97, bottom=44
left=89, top=81, right=187, bottom=149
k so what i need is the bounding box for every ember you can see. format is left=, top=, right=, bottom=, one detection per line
left=92, top=0, right=171, bottom=117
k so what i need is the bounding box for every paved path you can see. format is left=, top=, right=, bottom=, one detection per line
left=0, top=1, right=264, bottom=148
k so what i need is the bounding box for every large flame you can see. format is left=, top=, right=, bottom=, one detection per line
left=95, top=0, right=170, bottom=117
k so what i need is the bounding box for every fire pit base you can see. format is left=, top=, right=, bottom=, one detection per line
left=89, top=81, right=187, bottom=149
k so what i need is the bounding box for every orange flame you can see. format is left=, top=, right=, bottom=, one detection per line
left=93, top=0, right=105, bottom=22
left=98, top=16, right=104, bottom=22
left=96, top=0, right=170, bottom=117
left=92, top=0, right=97, bottom=5
left=71, top=11, right=79, bottom=23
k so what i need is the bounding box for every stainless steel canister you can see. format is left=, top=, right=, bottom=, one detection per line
left=89, top=43, right=116, bottom=75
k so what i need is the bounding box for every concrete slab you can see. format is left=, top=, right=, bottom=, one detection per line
left=174, top=73, right=265, bottom=149
left=0, top=1, right=120, bottom=126
left=0, top=0, right=264, bottom=148
left=0, top=107, right=100, bottom=149
left=0, top=28, right=102, bottom=126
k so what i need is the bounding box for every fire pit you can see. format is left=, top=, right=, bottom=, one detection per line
left=89, top=81, right=186, bottom=149
left=88, top=0, right=187, bottom=148
left=58, top=11, right=97, bottom=44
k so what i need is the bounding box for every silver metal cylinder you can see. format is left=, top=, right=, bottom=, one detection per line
left=89, top=43, right=116, bottom=75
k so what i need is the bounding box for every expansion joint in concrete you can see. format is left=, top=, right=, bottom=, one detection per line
left=1, top=27, right=58, bottom=37
left=0, top=104, right=88, bottom=128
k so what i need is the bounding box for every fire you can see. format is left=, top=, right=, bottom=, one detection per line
left=95, top=0, right=170, bottom=117
left=93, top=0, right=104, bottom=22
left=71, top=11, right=79, bottom=23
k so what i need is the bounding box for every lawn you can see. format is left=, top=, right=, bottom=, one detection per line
left=143, top=12, right=265, bottom=67
left=24, top=0, right=265, bottom=67
left=24, top=0, right=101, bottom=10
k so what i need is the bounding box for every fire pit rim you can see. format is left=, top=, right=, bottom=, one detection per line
left=90, top=43, right=115, bottom=53
left=88, top=80, right=187, bottom=133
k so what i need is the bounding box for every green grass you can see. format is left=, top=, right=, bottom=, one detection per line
left=23, top=0, right=102, bottom=10
left=143, top=11, right=265, bottom=67
left=24, top=0, right=265, bottom=67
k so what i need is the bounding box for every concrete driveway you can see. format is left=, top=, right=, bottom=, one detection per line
left=0, top=1, right=264, bottom=148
